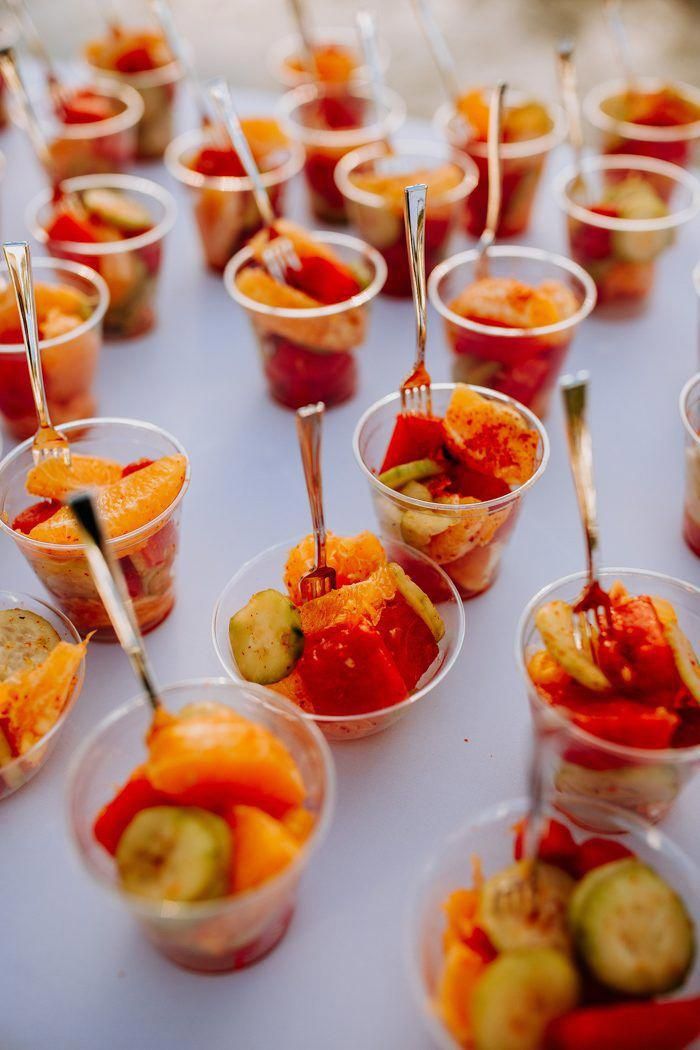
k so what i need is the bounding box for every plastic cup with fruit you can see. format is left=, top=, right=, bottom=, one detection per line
left=335, top=141, right=478, bottom=299
left=0, top=418, right=190, bottom=640
left=434, top=87, right=565, bottom=237
left=0, top=257, right=108, bottom=440
left=279, top=82, right=405, bottom=223
left=518, top=568, right=700, bottom=825
left=84, top=28, right=180, bottom=159
left=0, top=589, right=87, bottom=800
left=410, top=795, right=700, bottom=1050
left=267, top=25, right=390, bottom=90
left=353, top=383, right=549, bottom=600
left=165, top=120, right=303, bottom=273
left=428, top=247, right=596, bottom=418
left=680, top=373, right=700, bottom=558
left=67, top=677, right=334, bottom=971
left=27, top=174, right=176, bottom=338
left=224, top=220, right=386, bottom=409
left=555, top=154, right=700, bottom=308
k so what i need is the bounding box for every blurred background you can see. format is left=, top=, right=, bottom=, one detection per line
left=26, top=0, right=700, bottom=116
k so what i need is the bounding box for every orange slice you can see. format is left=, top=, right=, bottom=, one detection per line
left=285, top=531, right=387, bottom=605
left=299, top=566, right=396, bottom=633
left=228, top=804, right=301, bottom=892
left=449, top=277, right=560, bottom=330
left=241, top=117, right=289, bottom=159
left=235, top=266, right=319, bottom=310
left=436, top=942, right=486, bottom=1046
left=444, top=385, right=539, bottom=487
left=268, top=670, right=315, bottom=713
left=248, top=218, right=344, bottom=269
left=26, top=454, right=123, bottom=500
left=350, top=162, right=463, bottom=210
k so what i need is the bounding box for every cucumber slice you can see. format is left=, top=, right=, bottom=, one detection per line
left=229, top=589, right=304, bottom=685
left=400, top=480, right=432, bottom=501
left=472, top=948, right=580, bottom=1050
left=652, top=599, right=700, bottom=702
left=0, top=608, right=61, bottom=681
left=116, top=806, right=232, bottom=902
left=612, top=227, right=672, bottom=264
left=479, top=861, right=575, bottom=953
left=400, top=508, right=453, bottom=548
left=82, top=188, right=152, bottom=232
left=378, top=458, right=442, bottom=491
left=388, top=562, right=444, bottom=641
left=570, top=860, right=695, bottom=995
left=535, top=601, right=611, bottom=692
left=567, top=858, right=631, bottom=931
left=554, top=760, right=680, bottom=811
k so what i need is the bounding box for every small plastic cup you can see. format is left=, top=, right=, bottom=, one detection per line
left=434, top=91, right=565, bottom=237
left=0, top=417, right=190, bottom=640
left=279, top=83, right=406, bottom=223
left=335, top=140, right=478, bottom=298
left=27, top=173, right=177, bottom=338
left=428, top=246, right=597, bottom=417
left=409, top=795, right=700, bottom=1050
left=224, top=231, right=386, bottom=409
left=165, top=127, right=304, bottom=273
left=212, top=536, right=465, bottom=742
left=0, top=257, right=109, bottom=440
left=268, top=26, right=390, bottom=90
left=584, top=77, right=700, bottom=169
left=67, top=677, right=335, bottom=972
left=354, top=383, right=549, bottom=600
left=517, top=568, right=700, bottom=825
left=694, top=263, right=700, bottom=359
left=0, top=589, right=85, bottom=800
left=681, top=373, right=700, bottom=557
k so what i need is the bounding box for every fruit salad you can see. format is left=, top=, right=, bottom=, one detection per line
left=46, top=82, right=143, bottom=182
left=681, top=374, right=700, bottom=557
left=433, top=818, right=698, bottom=1050
left=226, top=219, right=385, bottom=408
left=84, top=28, right=179, bottom=159
left=355, top=384, right=547, bottom=599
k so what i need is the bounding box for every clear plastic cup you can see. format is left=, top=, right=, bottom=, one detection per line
left=165, top=127, right=304, bottom=273
left=517, top=568, right=700, bottom=825
left=681, top=373, right=700, bottom=557
left=67, top=677, right=335, bottom=972
left=0, top=589, right=85, bottom=800
left=695, top=262, right=700, bottom=360
left=555, top=154, right=700, bottom=308
left=268, top=26, right=390, bottom=90
left=279, top=83, right=406, bottom=223
left=434, top=91, right=566, bottom=237
left=27, top=173, right=177, bottom=338
left=0, top=417, right=190, bottom=640
left=335, top=140, right=478, bottom=298
left=409, top=795, right=700, bottom=1050
left=212, top=536, right=465, bottom=742
left=353, top=383, right=549, bottom=600
left=0, top=257, right=108, bottom=440
left=224, top=231, right=386, bottom=409
left=584, top=76, right=700, bottom=169
left=428, top=246, right=597, bottom=417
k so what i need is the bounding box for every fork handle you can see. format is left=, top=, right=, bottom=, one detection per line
left=475, top=80, right=506, bottom=278
left=561, top=372, right=601, bottom=585
left=602, top=0, right=635, bottom=88
left=404, top=183, right=428, bottom=372
left=2, top=242, right=54, bottom=431
left=296, top=403, right=329, bottom=572
left=150, top=0, right=208, bottom=123
left=356, top=11, right=385, bottom=121
left=411, top=0, right=460, bottom=103
left=288, top=0, right=316, bottom=72
left=556, top=42, right=586, bottom=171
left=6, top=0, right=63, bottom=105
left=0, top=49, right=54, bottom=175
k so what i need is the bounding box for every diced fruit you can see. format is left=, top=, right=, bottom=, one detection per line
left=478, top=861, right=575, bottom=953
left=0, top=609, right=60, bottom=681
left=0, top=638, right=87, bottom=754
left=229, top=589, right=304, bottom=685
left=535, top=601, right=611, bottom=692
left=444, top=384, right=539, bottom=486
left=284, top=531, right=386, bottom=605
left=449, top=277, right=562, bottom=329
left=25, top=454, right=122, bottom=500
left=283, top=252, right=362, bottom=305
left=236, top=266, right=320, bottom=310
left=380, top=413, right=446, bottom=472
left=400, top=480, right=432, bottom=501
left=280, top=805, right=315, bottom=843
left=544, top=996, right=700, bottom=1050
left=653, top=599, right=700, bottom=702
left=94, top=771, right=168, bottom=855
left=227, top=804, right=301, bottom=892
left=513, top=818, right=578, bottom=876
left=574, top=838, right=634, bottom=878
left=82, top=188, right=153, bottom=233
left=11, top=500, right=61, bottom=535
left=378, top=458, right=442, bottom=490
left=375, top=593, right=439, bottom=691
left=437, top=942, right=486, bottom=1047
left=46, top=210, right=100, bottom=244
left=400, top=506, right=455, bottom=548
left=598, top=595, right=681, bottom=693
left=298, top=566, right=396, bottom=633
left=388, top=562, right=444, bottom=641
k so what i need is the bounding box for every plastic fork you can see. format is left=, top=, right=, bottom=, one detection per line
left=5, top=0, right=65, bottom=110
left=295, top=402, right=337, bottom=602
left=556, top=42, right=591, bottom=201
left=0, top=46, right=57, bottom=179
left=2, top=241, right=71, bottom=466
left=149, top=0, right=210, bottom=127
left=356, top=11, right=386, bottom=128
left=206, top=77, right=301, bottom=284
left=410, top=0, right=461, bottom=104
left=602, top=0, right=636, bottom=90
left=287, top=0, right=317, bottom=76
left=474, top=81, right=506, bottom=281
left=493, top=733, right=547, bottom=918
left=400, top=183, right=432, bottom=416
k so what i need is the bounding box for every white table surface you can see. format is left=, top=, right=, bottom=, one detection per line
left=1, top=87, right=699, bottom=1050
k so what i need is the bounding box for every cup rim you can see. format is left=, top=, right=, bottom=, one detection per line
left=0, top=416, right=190, bottom=553
left=680, top=372, right=700, bottom=445
left=515, top=566, right=700, bottom=764
left=164, top=125, right=304, bottom=192
left=47, top=79, right=145, bottom=139
left=65, top=676, right=336, bottom=918
left=583, top=76, right=700, bottom=144
left=278, top=83, right=406, bottom=150
left=267, top=26, right=390, bottom=88
left=353, top=382, right=550, bottom=513
left=553, top=153, right=700, bottom=231
left=434, top=92, right=567, bottom=160
left=223, top=230, right=388, bottom=318
left=84, top=47, right=181, bottom=90
left=211, top=537, right=466, bottom=726
left=26, top=173, right=178, bottom=255
left=428, top=245, right=598, bottom=338
left=0, top=256, right=109, bottom=355
left=334, top=138, right=479, bottom=209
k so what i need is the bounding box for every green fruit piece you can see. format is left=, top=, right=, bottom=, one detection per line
left=400, top=508, right=454, bottom=548
left=652, top=599, right=700, bottom=702
left=229, top=589, right=304, bottom=685
left=0, top=608, right=61, bottom=682
left=534, top=600, right=611, bottom=692
left=82, top=188, right=153, bottom=232
left=478, top=861, right=575, bottom=953
left=388, top=562, right=445, bottom=641
left=400, top=480, right=432, bottom=501
left=378, top=458, right=442, bottom=491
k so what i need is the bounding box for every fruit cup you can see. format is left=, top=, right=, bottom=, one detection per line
left=224, top=231, right=386, bottom=409
left=0, top=418, right=190, bottom=640
left=517, top=568, right=700, bottom=825
left=279, top=83, right=405, bottom=223
left=335, top=140, right=478, bottom=298
left=28, top=173, right=177, bottom=338
left=681, top=373, right=700, bottom=557
left=165, top=126, right=304, bottom=273
left=555, top=154, right=700, bottom=308
left=267, top=26, right=389, bottom=90
left=67, top=677, right=334, bottom=971
left=0, top=257, right=108, bottom=440
left=354, top=384, right=549, bottom=600
left=428, top=246, right=597, bottom=417
left=434, top=92, right=565, bottom=238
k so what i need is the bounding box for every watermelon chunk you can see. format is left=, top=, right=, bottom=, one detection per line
left=375, top=593, right=439, bottom=690
left=380, top=414, right=447, bottom=473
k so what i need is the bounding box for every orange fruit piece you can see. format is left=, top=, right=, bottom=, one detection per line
left=241, top=117, right=289, bottom=159
left=444, top=384, right=539, bottom=487
left=28, top=454, right=187, bottom=544
left=285, top=531, right=387, bottom=605
left=280, top=805, right=315, bottom=843
left=235, top=266, right=319, bottom=310
left=449, top=277, right=560, bottom=330
left=269, top=669, right=315, bottom=713
left=26, top=454, right=123, bottom=500
left=248, top=218, right=345, bottom=269
left=350, top=162, right=463, bottom=211
left=436, top=942, right=486, bottom=1046
left=228, top=804, right=301, bottom=893
left=299, top=565, right=396, bottom=633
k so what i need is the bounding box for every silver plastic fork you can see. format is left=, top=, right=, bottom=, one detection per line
left=493, top=733, right=547, bottom=918
left=556, top=42, right=590, bottom=201
left=356, top=11, right=386, bottom=128
left=602, top=0, right=636, bottom=90
left=474, top=81, right=506, bottom=281
left=5, top=0, right=65, bottom=110
left=0, top=46, right=56, bottom=179
left=149, top=0, right=210, bottom=128
left=2, top=241, right=71, bottom=466
left=400, top=183, right=432, bottom=416
left=410, top=0, right=461, bottom=104
left=287, top=0, right=317, bottom=76
left=206, top=77, right=301, bottom=284
left=295, top=402, right=337, bottom=601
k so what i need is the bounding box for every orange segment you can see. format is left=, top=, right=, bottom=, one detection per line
left=449, top=277, right=560, bottom=330
left=299, top=566, right=396, bottom=633
left=443, top=888, right=480, bottom=944
left=0, top=638, right=87, bottom=754
left=444, top=384, right=539, bottom=487
left=436, top=942, right=486, bottom=1047
left=28, top=454, right=187, bottom=544
left=285, top=531, right=387, bottom=605
left=26, top=454, right=122, bottom=500
left=268, top=670, right=315, bottom=714
left=248, top=219, right=344, bottom=269
left=280, top=805, right=315, bottom=843
left=350, top=162, right=463, bottom=210
left=240, top=117, right=289, bottom=159
left=228, top=804, right=301, bottom=893
left=0, top=281, right=91, bottom=340
left=235, top=267, right=319, bottom=310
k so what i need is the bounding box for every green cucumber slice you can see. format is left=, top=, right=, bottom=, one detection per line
left=388, top=562, right=444, bottom=641
left=378, top=458, right=442, bottom=491
left=82, top=188, right=152, bottom=232
left=229, top=589, right=304, bottom=685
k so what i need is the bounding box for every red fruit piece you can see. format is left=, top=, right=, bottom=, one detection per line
left=380, top=413, right=447, bottom=472
left=12, top=499, right=62, bottom=535
left=46, top=212, right=99, bottom=244
left=264, top=336, right=356, bottom=409
left=598, top=595, right=682, bottom=695
left=673, top=707, right=700, bottom=748
left=93, top=771, right=167, bottom=854
left=563, top=699, right=678, bottom=749
left=447, top=463, right=512, bottom=501
left=121, top=458, right=154, bottom=478
left=375, top=593, right=439, bottom=691
left=463, top=926, right=498, bottom=963
left=544, top=996, right=700, bottom=1050
left=192, top=147, right=247, bottom=178
left=283, top=253, right=361, bottom=305
left=0, top=326, right=25, bottom=345
left=575, top=837, right=634, bottom=877
left=60, top=92, right=115, bottom=125
left=114, top=47, right=158, bottom=74
left=569, top=206, right=618, bottom=261
left=513, top=818, right=578, bottom=875
left=304, top=151, right=345, bottom=211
